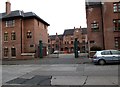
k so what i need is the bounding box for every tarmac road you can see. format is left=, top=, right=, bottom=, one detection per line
left=1, top=54, right=120, bottom=86
left=2, top=64, right=119, bottom=86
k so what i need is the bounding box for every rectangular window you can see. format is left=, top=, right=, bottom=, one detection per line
left=11, top=32, right=16, bottom=40
left=4, top=32, right=8, bottom=41
left=48, top=39, right=50, bottom=43
left=113, top=19, right=120, bottom=31
left=30, top=44, right=34, bottom=47
left=48, top=45, right=50, bottom=48
left=82, top=41, right=86, bottom=44
left=113, top=2, right=120, bottom=12
left=115, top=37, right=120, bottom=49
left=6, top=20, right=15, bottom=27
left=11, top=48, right=16, bottom=57
left=67, top=41, right=69, bottom=44
left=52, top=44, right=54, bottom=46
left=65, top=42, right=66, bottom=44
left=71, top=41, right=73, bottom=44
left=4, top=48, right=8, bottom=57
left=91, top=22, right=99, bottom=32
left=27, top=31, right=32, bottom=38
left=90, top=40, right=95, bottom=44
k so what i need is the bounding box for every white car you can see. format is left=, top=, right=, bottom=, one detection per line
left=92, top=50, right=120, bottom=65
left=53, top=50, right=59, bottom=54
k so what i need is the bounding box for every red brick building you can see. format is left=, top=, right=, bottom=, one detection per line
left=63, top=27, right=88, bottom=53
left=48, top=33, right=63, bottom=54
left=48, top=27, right=88, bottom=53
left=1, top=1, right=50, bottom=59
left=86, top=1, right=120, bottom=51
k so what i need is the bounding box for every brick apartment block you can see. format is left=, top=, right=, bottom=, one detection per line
left=86, top=1, right=120, bottom=50
left=0, top=1, right=50, bottom=59
left=48, top=27, right=88, bottom=53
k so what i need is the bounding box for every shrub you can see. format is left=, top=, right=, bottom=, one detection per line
left=90, top=46, right=102, bottom=51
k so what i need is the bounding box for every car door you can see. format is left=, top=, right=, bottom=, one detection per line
left=101, top=51, right=113, bottom=62
left=110, top=50, right=120, bottom=63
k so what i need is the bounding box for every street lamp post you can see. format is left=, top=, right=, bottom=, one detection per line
left=74, top=38, right=78, bottom=58
left=39, top=40, right=43, bottom=58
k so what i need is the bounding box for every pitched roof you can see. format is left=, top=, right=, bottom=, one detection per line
left=49, top=28, right=87, bottom=39
left=49, top=35, right=56, bottom=40
left=1, top=10, right=24, bottom=19
left=63, top=29, right=74, bottom=36
left=86, top=2, right=101, bottom=8
left=86, top=2, right=101, bottom=6
left=49, top=34, right=63, bottom=40
left=58, top=35, right=63, bottom=40
left=1, top=10, right=50, bottom=26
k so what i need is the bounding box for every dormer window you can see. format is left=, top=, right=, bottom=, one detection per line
left=6, top=20, right=15, bottom=27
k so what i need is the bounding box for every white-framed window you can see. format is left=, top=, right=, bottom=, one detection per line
left=4, top=32, right=8, bottom=41
left=91, top=22, right=99, bottom=32
left=6, top=20, right=15, bottom=27
left=11, top=47, right=16, bottom=57
left=11, top=31, right=16, bottom=40
left=27, top=31, right=32, bottom=38
left=115, top=37, right=120, bottom=49
left=113, top=19, right=120, bottom=31
left=4, top=47, right=8, bottom=57
left=113, top=2, right=120, bottom=12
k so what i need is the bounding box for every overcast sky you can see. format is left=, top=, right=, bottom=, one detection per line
left=0, top=0, right=87, bottom=35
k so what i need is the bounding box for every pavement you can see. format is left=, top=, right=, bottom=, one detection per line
left=1, top=53, right=120, bottom=87
left=2, top=64, right=119, bottom=87
left=2, top=53, right=90, bottom=65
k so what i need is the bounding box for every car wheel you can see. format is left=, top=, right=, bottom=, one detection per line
left=99, top=60, right=106, bottom=65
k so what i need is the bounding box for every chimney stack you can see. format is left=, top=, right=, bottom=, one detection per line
left=80, top=26, right=81, bottom=28
left=74, top=27, right=75, bottom=29
left=56, top=33, right=58, bottom=36
left=6, top=0, right=11, bottom=14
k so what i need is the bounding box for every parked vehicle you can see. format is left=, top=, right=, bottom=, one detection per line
left=53, top=50, right=59, bottom=54
left=92, top=50, right=120, bottom=65
left=53, top=50, right=64, bottom=54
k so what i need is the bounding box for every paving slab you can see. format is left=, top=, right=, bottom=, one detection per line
left=85, top=76, right=118, bottom=85
left=51, top=76, right=87, bottom=85
left=1, top=85, right=82, bottom=87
